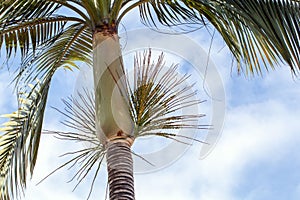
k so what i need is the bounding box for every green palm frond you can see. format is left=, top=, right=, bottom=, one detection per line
left=0, top=16, right=75, bottom=58
left=17, top=22, right=92, bottom=85
left=0, top=0, right=61, bottom=24
left=0, top=0, right=90, bottom=63
left=203, top=0, right=300, bottom=75
left=0, top=78, right=51, bottom=200
left=138, top=0, right=206, bottom=27
left=81, top=0, right=101, bottom=25
left=126, top=50, right=207, bottom=141
left=136, top=0, right=300, bottom=75
left=0, top=16, right=92, bottom=200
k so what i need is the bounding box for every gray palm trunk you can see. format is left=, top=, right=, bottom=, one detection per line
left=107, top=141, right=135, bottom=200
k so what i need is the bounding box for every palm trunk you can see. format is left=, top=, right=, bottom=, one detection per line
left=92, top=32, right=133, bottom=143
left=92, top=31, right=135, bottom=199
left=107, top=141, right=135, bottom=200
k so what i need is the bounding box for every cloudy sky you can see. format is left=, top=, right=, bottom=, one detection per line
left=1, top=6, right=300, bottom=200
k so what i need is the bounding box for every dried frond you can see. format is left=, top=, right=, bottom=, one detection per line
left=41, top=89, right=105, bottom=200
left=38, top=130, right=105, bottom=200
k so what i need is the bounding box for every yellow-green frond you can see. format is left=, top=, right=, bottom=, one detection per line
left=0, top=78, right=51, bottom=200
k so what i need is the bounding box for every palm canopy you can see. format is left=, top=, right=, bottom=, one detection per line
left=0, top=0, right=299, bottom=199
left=0, top=0, right=299, bottom=76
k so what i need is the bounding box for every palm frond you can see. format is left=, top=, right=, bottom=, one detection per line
left=0, top=20, right=92, bottom=200
left=202, top=0, right=300, bottom=75
left=41, top=89, right=105, bottom=200
left=110, top=0, right=125, bottom=21
left=0, top=78, right=51, bottom=200
left=16, top=22, right=92, bottom=86
left=125, top=50, right=207, bottom=140
left=0, top=4, right=93, bottom=199
left=0, top=0, right=61, bottom=26
left=37, top=133, right=105, bottom=200
left=81, top=0, right=101, bottom=26
left=0, top=0, right=90, bottom=63
left=137, top=0, right=300, bottom=75
left=0, top=16, right=74, bottom=59
left=138, top=0, right=206, bottom=27
left=54, top=89, right=96, bottom=138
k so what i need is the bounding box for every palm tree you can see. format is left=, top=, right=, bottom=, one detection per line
left=0, top=0, right=299, bottom=200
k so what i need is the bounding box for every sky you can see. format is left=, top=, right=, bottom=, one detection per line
left=1, top=5, right=300, bottom=200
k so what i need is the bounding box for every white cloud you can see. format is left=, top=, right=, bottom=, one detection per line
left=131, top=96, right=300, bottom=200
left=131, top=66, right=300, bottom=200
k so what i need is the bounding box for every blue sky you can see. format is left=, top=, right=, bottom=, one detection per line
left=1, top=5, right=300, bottom=200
